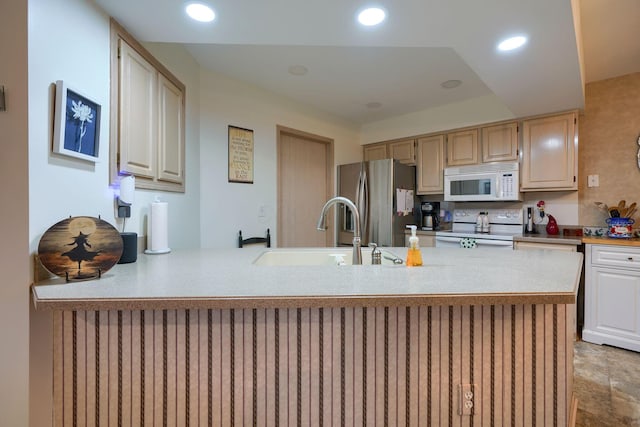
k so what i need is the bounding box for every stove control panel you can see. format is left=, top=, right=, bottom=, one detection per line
left=453, top=208, right=523, bottom=225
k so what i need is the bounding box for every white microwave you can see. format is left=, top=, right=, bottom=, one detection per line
left=444, top=162, right=521, bottom=202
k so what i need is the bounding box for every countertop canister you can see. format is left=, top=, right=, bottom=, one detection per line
left=606, top=217, right=635, bottom=238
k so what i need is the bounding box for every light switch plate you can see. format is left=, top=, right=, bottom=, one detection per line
left=587, top=175, right=599, bottom=188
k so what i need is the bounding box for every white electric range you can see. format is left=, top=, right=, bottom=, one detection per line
left=435, top=208, right=524, bottom=249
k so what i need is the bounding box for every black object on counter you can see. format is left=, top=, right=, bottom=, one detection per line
left=526, top=207, right=537, bottom=234
left=119, top=232, right=138, bottom=264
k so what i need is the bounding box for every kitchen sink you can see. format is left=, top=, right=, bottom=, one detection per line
left=252, top=248, right=403, bottom=266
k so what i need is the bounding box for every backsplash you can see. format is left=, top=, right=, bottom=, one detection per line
left=578, top=72, right=640, bottom=227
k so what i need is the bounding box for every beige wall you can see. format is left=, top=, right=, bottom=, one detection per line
left=0, top=1, right=30, bottom=426
left=579, top=72, right=640, bottom=226
left=361, top=94, right=515, bottom=144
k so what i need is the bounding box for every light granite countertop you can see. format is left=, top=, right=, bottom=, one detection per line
left=31, top=247, right=583, bottom=311
left=582, top=236, right=640, bottom=247
left=516, top=233, right=583, bottom=245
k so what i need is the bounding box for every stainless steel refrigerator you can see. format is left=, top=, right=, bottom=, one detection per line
left=337, top=159, right=416, bottom=247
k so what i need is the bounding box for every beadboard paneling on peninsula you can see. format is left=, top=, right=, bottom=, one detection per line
left=53, top=304, right=574, bottom=426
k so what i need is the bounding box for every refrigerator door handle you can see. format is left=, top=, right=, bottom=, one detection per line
left=360, top=169, right=370, bottom=242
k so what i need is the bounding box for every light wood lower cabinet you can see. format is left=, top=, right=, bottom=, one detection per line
left=583, top=244, right=640, bottom=352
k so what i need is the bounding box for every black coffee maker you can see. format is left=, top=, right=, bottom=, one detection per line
left=421, top=202, right=440, bottom=230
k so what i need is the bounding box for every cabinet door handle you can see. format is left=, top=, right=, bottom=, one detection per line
left=628, top=257, right=634, bottom=261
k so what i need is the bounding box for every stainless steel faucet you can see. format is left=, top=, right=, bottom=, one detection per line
left=316, top=196, right=362, bottom=265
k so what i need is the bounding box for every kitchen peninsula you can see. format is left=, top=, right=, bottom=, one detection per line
left=32, top=247, right=583, bottom=426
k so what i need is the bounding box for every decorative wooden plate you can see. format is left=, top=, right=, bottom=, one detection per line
left=38, top=216, right=123, bottom=280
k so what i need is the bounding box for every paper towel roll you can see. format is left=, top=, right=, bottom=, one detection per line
left=145, top=199, right=171, bottom=254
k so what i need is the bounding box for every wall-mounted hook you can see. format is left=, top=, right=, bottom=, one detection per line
left=0, top=86, right=6, bottom=111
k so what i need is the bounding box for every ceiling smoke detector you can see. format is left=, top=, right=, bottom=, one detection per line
left=441, top=79, right=462, bottom=89
left=288, top=65, right=308, bottom=76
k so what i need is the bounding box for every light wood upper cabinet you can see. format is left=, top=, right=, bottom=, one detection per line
left=481, top=122, right=518, bottom=163
left=446, top=129, right=478, bottom=166
left=388, top=139, right=416, bottom=165
left=521, top=112, right=577, bottom=191
left=363, top=143, right=388, bottom=162
left=119, top=39, right=156, bottom=179
left=416, top=135, right=445, bottom=194
left=110, top=19, right=186, bottom=192
left=157, top=74, right=185, bottom=184
left=364, top=139, right=416, bottom=165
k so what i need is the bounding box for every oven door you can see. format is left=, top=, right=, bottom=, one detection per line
left=435, top=235, right=514, bottom=249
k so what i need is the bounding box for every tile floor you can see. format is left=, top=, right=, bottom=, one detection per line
left=574, top=340, right=640, bottom=426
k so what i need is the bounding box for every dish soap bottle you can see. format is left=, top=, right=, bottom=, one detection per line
left=406, top=225, right=423, bottom=267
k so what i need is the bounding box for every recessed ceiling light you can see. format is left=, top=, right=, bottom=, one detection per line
left=366, top=102, right=382, bottom=109
left=185, top=2, right=215, bottom=22
left=497, top=36, right=527, bottom=52
left=288, top=65, right=308, bottom=76
left=357, top=7, right=386, bottom=26
left=441, top=79, right=462, bottom=89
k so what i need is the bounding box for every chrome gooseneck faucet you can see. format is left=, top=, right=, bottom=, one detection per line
left=316, top=196, right=362, bottom=265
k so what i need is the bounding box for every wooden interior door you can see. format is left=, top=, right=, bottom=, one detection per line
left=277, top=126, right=334, bottom=247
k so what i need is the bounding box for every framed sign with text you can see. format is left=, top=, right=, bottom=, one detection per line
left=228, top=125, right=254, bottom=183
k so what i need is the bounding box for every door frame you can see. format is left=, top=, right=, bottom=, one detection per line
left=276, top=125, right=334, bottom=247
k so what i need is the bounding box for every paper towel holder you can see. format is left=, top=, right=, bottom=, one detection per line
left=117, top=174, right=135, bottom=218
left=144, top=197, right=171, bottom=255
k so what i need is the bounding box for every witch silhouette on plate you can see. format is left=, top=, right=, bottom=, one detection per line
left=62, top=231, right=100, bottom=275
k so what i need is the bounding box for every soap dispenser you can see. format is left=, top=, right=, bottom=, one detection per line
left=406, top=225, right=423, bottom=267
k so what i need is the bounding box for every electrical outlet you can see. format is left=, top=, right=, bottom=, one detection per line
left=459, top=384, right=476, bottom=416
left=258, top=204, right=266, bottom=218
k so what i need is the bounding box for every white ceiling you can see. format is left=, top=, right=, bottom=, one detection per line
left=94, top=0, right=640, bottom=125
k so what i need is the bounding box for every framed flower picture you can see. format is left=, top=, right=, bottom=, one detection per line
left=53, top=80, right=101, bottom=162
